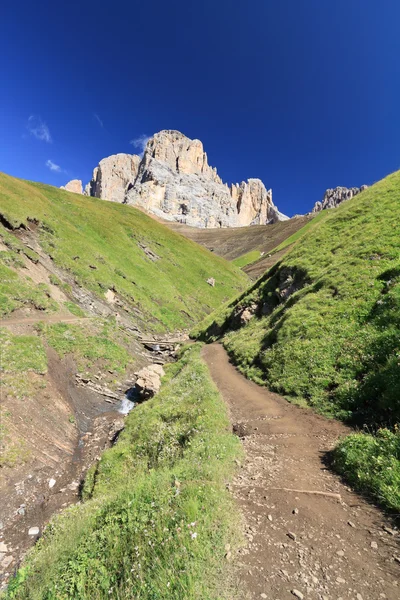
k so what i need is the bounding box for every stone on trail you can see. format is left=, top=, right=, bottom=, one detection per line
left=28, top=527, right=39, bottom=536
left=1, top=555, right=13, bottom=569
left=48, top=478, right=56, bottom=488
left=291, top=590, right=304, bottom=599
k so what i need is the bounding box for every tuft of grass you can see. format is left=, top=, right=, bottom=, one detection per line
left=332, top=428, right=400, bottom=513
left=63, top=301, right=86, bottom=317
left=0, top=172, right=248, bottom=331
left=0, top=328, right=47, bottom=374
left=49, top=274, right=62, bottom=286
left=5, top=344, right=242, bottom=600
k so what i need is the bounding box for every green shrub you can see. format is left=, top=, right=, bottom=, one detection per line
left=332, top=428, right=400, bottom=512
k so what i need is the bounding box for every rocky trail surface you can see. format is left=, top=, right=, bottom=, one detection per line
left=202, top=344, right=399, bottom=600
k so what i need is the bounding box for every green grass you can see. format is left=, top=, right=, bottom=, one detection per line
left=332, top=428, right=400, bottom=513
left=63, top=301, right=87, bottom=317
left=0, top=328, right=47, bottom=374
left=5, top=344, right=242, bottom=600
left=230, top=213, right=330, bottom=272
left=232, top=250, right=261, bottom=268
left=270, top=210, right=329, bottom=253
left=0, top=262, right=58, bottom=317
left=196, top=170, right=400, bottom=428
left=35, top=319, right=132, bottom=373
left=0, top=226, right=40, bottom=263
left=0, top=172, right=248, bottom=331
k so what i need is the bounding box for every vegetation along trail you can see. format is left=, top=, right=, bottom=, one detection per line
left=202, top=343, right=399, bottom=600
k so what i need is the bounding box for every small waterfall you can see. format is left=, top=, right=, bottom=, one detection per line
left=118, top=397, right=135, bottom=415
left=118, top=386, right=139, bottom=415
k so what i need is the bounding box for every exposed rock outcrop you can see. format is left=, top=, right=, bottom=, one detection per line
left=125, top=130, right=287, bottom=227
left=312, top=185, right=368, bottom=213
left=85, top=154, right=141, bottom=203
left=66, top=130, right=288, bottom=228
left=60, top=179, right=83, bottom=194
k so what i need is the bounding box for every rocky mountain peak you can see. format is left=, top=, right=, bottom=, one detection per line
left=312, top=185, right=368, bottom=213
left=62, top=129, right=289, bottom=228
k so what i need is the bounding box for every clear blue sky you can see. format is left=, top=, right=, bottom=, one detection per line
left=1, top=0, right=400, bottom=216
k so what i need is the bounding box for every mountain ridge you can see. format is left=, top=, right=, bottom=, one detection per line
left=62, top=129, right=289, bottom=228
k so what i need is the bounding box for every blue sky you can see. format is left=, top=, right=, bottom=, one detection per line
left=1, top=0, right=400, bottom=216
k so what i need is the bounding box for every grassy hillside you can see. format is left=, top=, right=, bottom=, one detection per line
left=0, top=172, right=248, bottom=331
left=5, top=344, right=242, bottom=600
left=194, top=171, right=400, bottom=510
left=196, top=171, right=400, bottom=425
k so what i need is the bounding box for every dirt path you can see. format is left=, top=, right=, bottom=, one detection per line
left=202, top=344, right=399, bottom=600
left=0, top=313, right=88, bottom=329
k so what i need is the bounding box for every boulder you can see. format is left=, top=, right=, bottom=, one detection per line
left=135, top=364, right=165, bottom=399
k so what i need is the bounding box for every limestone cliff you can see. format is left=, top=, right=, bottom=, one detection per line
left=312, top=185, right=368, bottom=213
left=84, top=154, right=141, bottom=203
left=63, top=130, right=288, bottom=228
left=60, top=179, right=83, bottom=194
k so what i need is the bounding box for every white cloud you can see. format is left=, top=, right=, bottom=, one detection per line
left=129, top=134, right=150, bottom=156
left=46, top=159, right=62, bottom=172
left=27, top=115, right=52, bottom=143
left=94, top=113, right=104, bottom=128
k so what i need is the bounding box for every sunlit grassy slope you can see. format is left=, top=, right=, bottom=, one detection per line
left=0, top=172, right=248, bottom=331
left=196, top=170, right=400, bottom=427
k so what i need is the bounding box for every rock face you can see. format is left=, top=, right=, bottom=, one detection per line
left=75, top=130, right=288, bottom=228
left=60, top=179, right=83, bottom=194
left=85, top=154, right=141, bottom=203
left=312, top=185, right=368, bottom=213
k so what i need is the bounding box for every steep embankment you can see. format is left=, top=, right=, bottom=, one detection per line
left=195, top=170, right=400, bottom=510
left=4, top=345, right=243, bottom=600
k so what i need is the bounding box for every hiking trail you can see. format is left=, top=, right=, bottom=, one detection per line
left=202, top=343, right=399, bottom=600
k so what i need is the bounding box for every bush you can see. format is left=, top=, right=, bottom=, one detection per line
left=332, top=428, right=400, bottom=513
